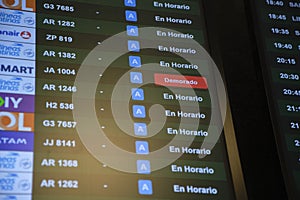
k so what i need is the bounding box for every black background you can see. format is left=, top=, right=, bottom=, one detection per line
left=203, top=0, right=288, bottom=199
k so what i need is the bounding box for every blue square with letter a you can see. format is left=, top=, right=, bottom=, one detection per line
left=137, top=160, right=151, bottom=174
left=128, top=40, right=140, bottom=52
left=129, top=56, right=141, bottom=67
left=125, top=10, right=137, bottom=22
left=130, top=72, right=143, bottom=84
left=135, top=141, right=149, bottom=154
left=134, top=123, right=147, bottom=136
left=124, top=0, right=136, bottom=7
left=132, top=88, right=144, bottom=100
left=138, top=180, right=153, bottom=195
left=127, top=25, right=139, bottom=36
left=133, top=105, right=146, bottom=118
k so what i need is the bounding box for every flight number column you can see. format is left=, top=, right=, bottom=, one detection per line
left=34, top=0, right=90, bottom=195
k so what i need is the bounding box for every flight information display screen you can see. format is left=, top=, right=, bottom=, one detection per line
left=0, top=0, right=244, bottom=199
left=251, top=0, right=300, bottom=198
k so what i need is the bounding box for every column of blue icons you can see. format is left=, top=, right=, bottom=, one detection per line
left=125, top=0, right=153, bottom=195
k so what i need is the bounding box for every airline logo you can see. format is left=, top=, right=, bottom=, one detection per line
left=0, top=58, right=35, bottom=78
left=0, top=131, right=34, bottom=152
left=0, top=112, right=34, bottom=132
left=0, top=173, right=32, bottom=194
left=0, top=93, right=34, bottom=112
left=0, top=75, right=35, bottom=95
left=0, top=25, right=35, bottom=44
left=0, top=0, right=36, bottom=12
left=0, top=151, right=33, bottom=172
left=0, top=195, right=32, bottom=200
left=0, top=41, right=35, bottom=60
left=0, top=8, right=35, bottom=28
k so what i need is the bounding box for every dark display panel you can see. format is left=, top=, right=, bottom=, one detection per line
left=0, top=0, right=245, bottom=199
left=251, top=0, right=300, bottom=199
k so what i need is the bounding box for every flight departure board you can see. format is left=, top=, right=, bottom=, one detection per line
left=251, top=0, right=300, bottom=199
left=0, top=0, right=245, bottom=199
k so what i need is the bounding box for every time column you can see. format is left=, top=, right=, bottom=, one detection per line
left=258, top=0, right=300, bottom=196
